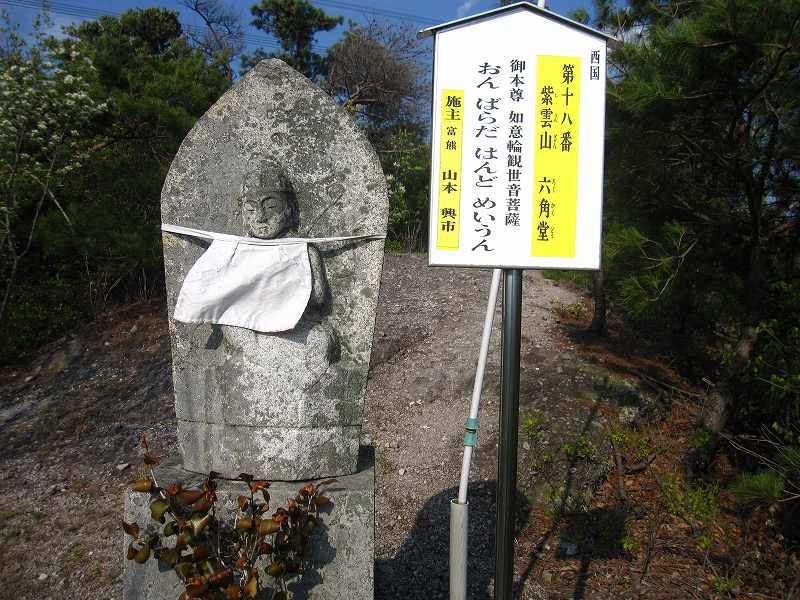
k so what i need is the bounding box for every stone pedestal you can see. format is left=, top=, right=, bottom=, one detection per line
left=123, top=449, right=374, bottom=600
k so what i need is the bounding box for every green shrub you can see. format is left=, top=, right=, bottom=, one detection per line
left=0, top=276, right=85, bottom=365
left=541, top=270, right=592, bottom=289
left=522, top=416, right=543, bottom=440
left=610, top=428, right=651, bottom=461
left=730, top=470, right=784, bottom=509
left=660, top=476, right=718, bottom=530
left=562, top=436, right=596, bottom=461
left=691, top=428, right=712, bottom=450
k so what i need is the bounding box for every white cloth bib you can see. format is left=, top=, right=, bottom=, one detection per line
left=163, top=223, right=383, bottom=333
left=174, top=239, right=311, bottom=333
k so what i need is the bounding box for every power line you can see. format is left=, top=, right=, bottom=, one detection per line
left=0, top=0, right=329, bottom=52
left=310, top=0, right=439, bottom=25
left=2, top=0, right=442, bottom=55
left=0, top=0, right=283, bottom=48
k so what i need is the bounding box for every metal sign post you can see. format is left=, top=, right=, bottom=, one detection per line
left=496, top=269, right=523, bottom=600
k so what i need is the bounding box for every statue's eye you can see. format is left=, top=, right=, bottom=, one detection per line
left=262, top=196, right=280, bottom=210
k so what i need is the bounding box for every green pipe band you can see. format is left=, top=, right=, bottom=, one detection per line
left=463, top=418, right=480, bottom=447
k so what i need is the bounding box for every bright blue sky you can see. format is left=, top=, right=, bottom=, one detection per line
left=3, top=0, right=593, bottom=53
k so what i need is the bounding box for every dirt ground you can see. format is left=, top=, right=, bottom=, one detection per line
left=0, top=253, right=797, bottom=600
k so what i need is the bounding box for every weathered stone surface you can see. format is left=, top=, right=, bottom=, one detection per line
left=160, top=59, right=388, bottom=480
left=123, top=451, right=375, bottom=600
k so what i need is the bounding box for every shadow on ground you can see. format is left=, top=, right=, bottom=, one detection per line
left=376, top=480, right=531, bottom=600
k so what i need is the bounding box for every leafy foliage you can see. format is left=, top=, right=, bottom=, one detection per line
left=124, top=440, right=334, bottom=600
left=0, top=7, right=228, bottom=364
left=594, top=0, right=800, bottom=476
left=731, top=470, right=785, bottom=509
left=0, top=12, right=106, bottom=329
left=242, top=0, right=342, bottom=79
left=562, top=435, right=596, bottom=461
left=610, top=428, right=652, bottom=462
left=380, top=127, right=430, bottom=252
left=326, top=19, right=427, bottom=127
left=660, top=476, right=718, bottom=532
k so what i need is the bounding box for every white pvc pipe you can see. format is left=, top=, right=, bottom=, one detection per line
left=450, top=269, right=502, bottom=600
left=457, top=267, right=502, bottom=504
left=450, top=499, right=469, bottom=600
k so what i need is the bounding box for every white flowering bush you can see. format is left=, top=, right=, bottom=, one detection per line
left=0, top=11, right=106, bottom=321
left=382, top=129, right=429, bottom=252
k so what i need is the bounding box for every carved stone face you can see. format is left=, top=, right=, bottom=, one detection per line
left=240, top=166, right=297, bottom=239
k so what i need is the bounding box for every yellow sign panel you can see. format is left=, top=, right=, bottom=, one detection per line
left=437, top=89, right=464, bottom=250
left=532, top=56, right=581, bottom=257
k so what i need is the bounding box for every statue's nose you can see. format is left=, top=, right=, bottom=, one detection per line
left=256, top=200, right=273, bottom=222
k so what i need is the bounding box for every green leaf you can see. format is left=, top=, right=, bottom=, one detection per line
left=150, top=499, right=171, bottom=523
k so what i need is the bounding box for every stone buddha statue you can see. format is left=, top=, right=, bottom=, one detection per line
left=239, top=162, right=331, bottom=319
left=237, top=160, right=340, bottom=366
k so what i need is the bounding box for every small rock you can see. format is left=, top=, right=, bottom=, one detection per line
left=619, top=406, right=638, bottom=426
left=116, top=463, right=131, bottom=472
left=24, top=375, right=34, bottom=383
left=559, top=541, right=578, bottom=556
left=104, top=341, right=110, bottom=346
left=556, top=366, right=564, bottom=374
left=129, top=325, right=138, bottom=335
left=66, top=336, right=83, bottom=359
left=38, top=573, right=48, bottom=581
left=398, top=468, right=406, bottom=475
left=522, top=441, right=531, bottom=451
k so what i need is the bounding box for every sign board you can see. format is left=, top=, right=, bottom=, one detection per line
left=423, top=3, right=611, bottom=270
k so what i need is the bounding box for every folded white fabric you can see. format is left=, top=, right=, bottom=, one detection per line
left=173, top=238, right=311, bottom=332
left=162, top=223, right=383, bottom=333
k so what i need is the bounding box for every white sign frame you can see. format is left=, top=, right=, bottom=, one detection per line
left=424, top=5, right=611, bottom=271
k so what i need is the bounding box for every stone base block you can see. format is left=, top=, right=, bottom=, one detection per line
left=123, top=448, right=374, bottom=600
left=177, top=420, right=360, bottom=480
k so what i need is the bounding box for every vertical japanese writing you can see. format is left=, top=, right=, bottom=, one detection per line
left=532, top=55, right=581, bottom=258
left=505, top=58, right=526, bottom=228
left=590, top=49, right=601, bottom=81
left=437, top=89, right=464, bottom=250
left=472, top=62, right=501, bottom=253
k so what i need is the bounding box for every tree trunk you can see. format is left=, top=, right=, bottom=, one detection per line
left=588, top=269, right=607, bottom=336
left=685, top=229, right=764, bottom=477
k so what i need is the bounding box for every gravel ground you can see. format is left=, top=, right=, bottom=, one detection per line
left=0, top=253, right=631, bottom=600
left=365, top=255, right=622, bottom=600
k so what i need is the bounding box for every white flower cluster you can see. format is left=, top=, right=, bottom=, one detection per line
left=0, top=38, right=107, bottom=185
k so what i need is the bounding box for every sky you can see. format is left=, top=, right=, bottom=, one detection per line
left=1, top=0, right=594, bottom=54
